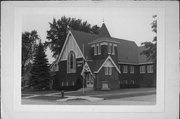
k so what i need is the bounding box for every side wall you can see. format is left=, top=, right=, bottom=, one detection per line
left=94, top=67, right=119, bottom=90
left=138, top=64, right=156, bottom=87
left=118, top=64, right=156, bottom=88
left=53, top=58, right=84, bottom=90
left=118, top=64, right=140, bottom=88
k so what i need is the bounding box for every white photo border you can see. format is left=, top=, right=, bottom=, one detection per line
left=2, top=1, right=179, bottom=119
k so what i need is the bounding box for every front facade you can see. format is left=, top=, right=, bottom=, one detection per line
left=50, top=23, right=156, bottom=91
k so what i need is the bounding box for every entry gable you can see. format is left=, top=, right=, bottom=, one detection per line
left=95, top=56, right=121, bottom=74
left=81, top=62, right=93, bottom=76
left=57, top=31, right=85, bottom=62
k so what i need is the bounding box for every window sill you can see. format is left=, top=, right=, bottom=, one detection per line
left=140, top=72, right=146, bottom=74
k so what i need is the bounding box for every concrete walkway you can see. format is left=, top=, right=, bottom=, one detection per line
left=56, top=96, right=104, bottom=102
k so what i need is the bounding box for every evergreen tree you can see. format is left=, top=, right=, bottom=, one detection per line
left=29, top=42, right=51, bottom=90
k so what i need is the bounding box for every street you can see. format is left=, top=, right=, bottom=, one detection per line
left=22, top=88, right=156, bottom=105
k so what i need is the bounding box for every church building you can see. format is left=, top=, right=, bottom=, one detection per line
left=50, top=23, right=156, bottom=91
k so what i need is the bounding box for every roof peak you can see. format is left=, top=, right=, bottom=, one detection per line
left=98, top=23, right=111, bottom=37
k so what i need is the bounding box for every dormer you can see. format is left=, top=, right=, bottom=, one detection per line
left=89, top=39, right=119, bottom=60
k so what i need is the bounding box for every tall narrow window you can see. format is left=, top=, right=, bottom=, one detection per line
left=147, top=65, right=153, bottom=73
left=123, top=65, right=128, bottom=73
left=140, top=65, right=145, bottom=73
left=105, top=67, right=108, bottom=75
left=130, top=66, right=134, bottom=73
left=97, top=44, right=99, bottom=55
left=105, top=67, right=112, bottom=75
left=108, top=43, right=112, bottom=54
left=109, top=67, right=112, bottom=75
left=98, top=44, right=101, bottom=55
left=70, top=54, right=73, bottom=69
left=94, top=45, right=97, bottom=56
left=67, top=51, right=76, bottom=73
left=112, top=44, right=115, bottom=55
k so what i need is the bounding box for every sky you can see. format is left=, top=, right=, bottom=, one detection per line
left=22, top=7, right=157, bottom=63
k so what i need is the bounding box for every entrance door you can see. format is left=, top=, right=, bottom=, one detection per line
left=86, top=73, right=94, bottom=88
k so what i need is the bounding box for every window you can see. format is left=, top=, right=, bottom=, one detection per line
left=94, top=45, right=97, bottom=56
left=109, top=67, right=112, bottom=75
left=62, top=82, right=64, bottom=87
left=105, top=67, right=112, bottom=75
left=123, top=65, right=128, bottom=73
left=105, top=67, right=108, bottom=75
left=118, top=65, right=121, bottom=70
left=112, top=44, right=115, bottom=55
left=67, top=51, right=76, bottom=73
left=98, top=44, right=101, bottom=55
left=66, top=82, right=68, bottom=86
left=140, top=66, right=146, bottom=73
left=130, top=66, right=134, bottom=73
left=147, top=65, right=153, bottom=73
left=108, top=43, right=112, bottom=54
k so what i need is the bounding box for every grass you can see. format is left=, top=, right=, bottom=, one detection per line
left=30, top=96, right=67, bottom=101
left=22, top=89, right=59, bottom=95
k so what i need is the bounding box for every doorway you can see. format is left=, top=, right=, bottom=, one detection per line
left=86, top=73, right=94, bottom=88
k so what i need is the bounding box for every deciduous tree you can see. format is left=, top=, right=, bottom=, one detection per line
left=22, top=30, right=40, bottom=76
left=141, top=15, right=157, bottom=63
left=45, top=16, right=100, bottom=58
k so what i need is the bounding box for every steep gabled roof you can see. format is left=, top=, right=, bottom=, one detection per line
left=98, top=23, right=111, bottom=37
left=70, top=23, right=150, bottom=65
left=71, top=30, right=99, bottom=60
left=95, top=56, right=121, bottom=73
left=115, top=38, right=139, bottom=64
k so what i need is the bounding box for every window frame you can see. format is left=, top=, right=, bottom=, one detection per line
left=108, top=43, right=112, bottom=54
left=109, top=67, right=112, bottom=75
left=67, top=51, right=76, bottom=73
left=112, top=44, right=115, bottom=55
left=123, top=65, right=128, bottom=73
left=130, top=66, right=134, bottom=74
left=104, top=67, right=112, bottom=75
left=98, top=44, right=101, bottom=55
left=140, top=65, right=146, bottom=73
left=147, top=65, right=153, bottom=73
left=94, top=45, right=97, bottom=56
left=105, top=67, right=109, bottom=75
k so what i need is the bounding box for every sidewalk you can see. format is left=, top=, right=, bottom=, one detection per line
left=22, top=88, right=156, bottom=105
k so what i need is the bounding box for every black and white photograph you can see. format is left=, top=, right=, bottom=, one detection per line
left=1, top=1, right=179, bottom=119
left=21, top=6, right=157, bottom=105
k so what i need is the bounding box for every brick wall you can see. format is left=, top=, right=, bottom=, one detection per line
left=95, top=67, right=119, bottom=90
left=53, top=58, right=84, bottom=90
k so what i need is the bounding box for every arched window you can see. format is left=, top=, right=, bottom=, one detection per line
left=67, top=51, right=76, bottom=73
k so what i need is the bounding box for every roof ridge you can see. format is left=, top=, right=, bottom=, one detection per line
left=110, top=37, right=136, bottom=43
left=71, top=29, right=98, bottom=37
